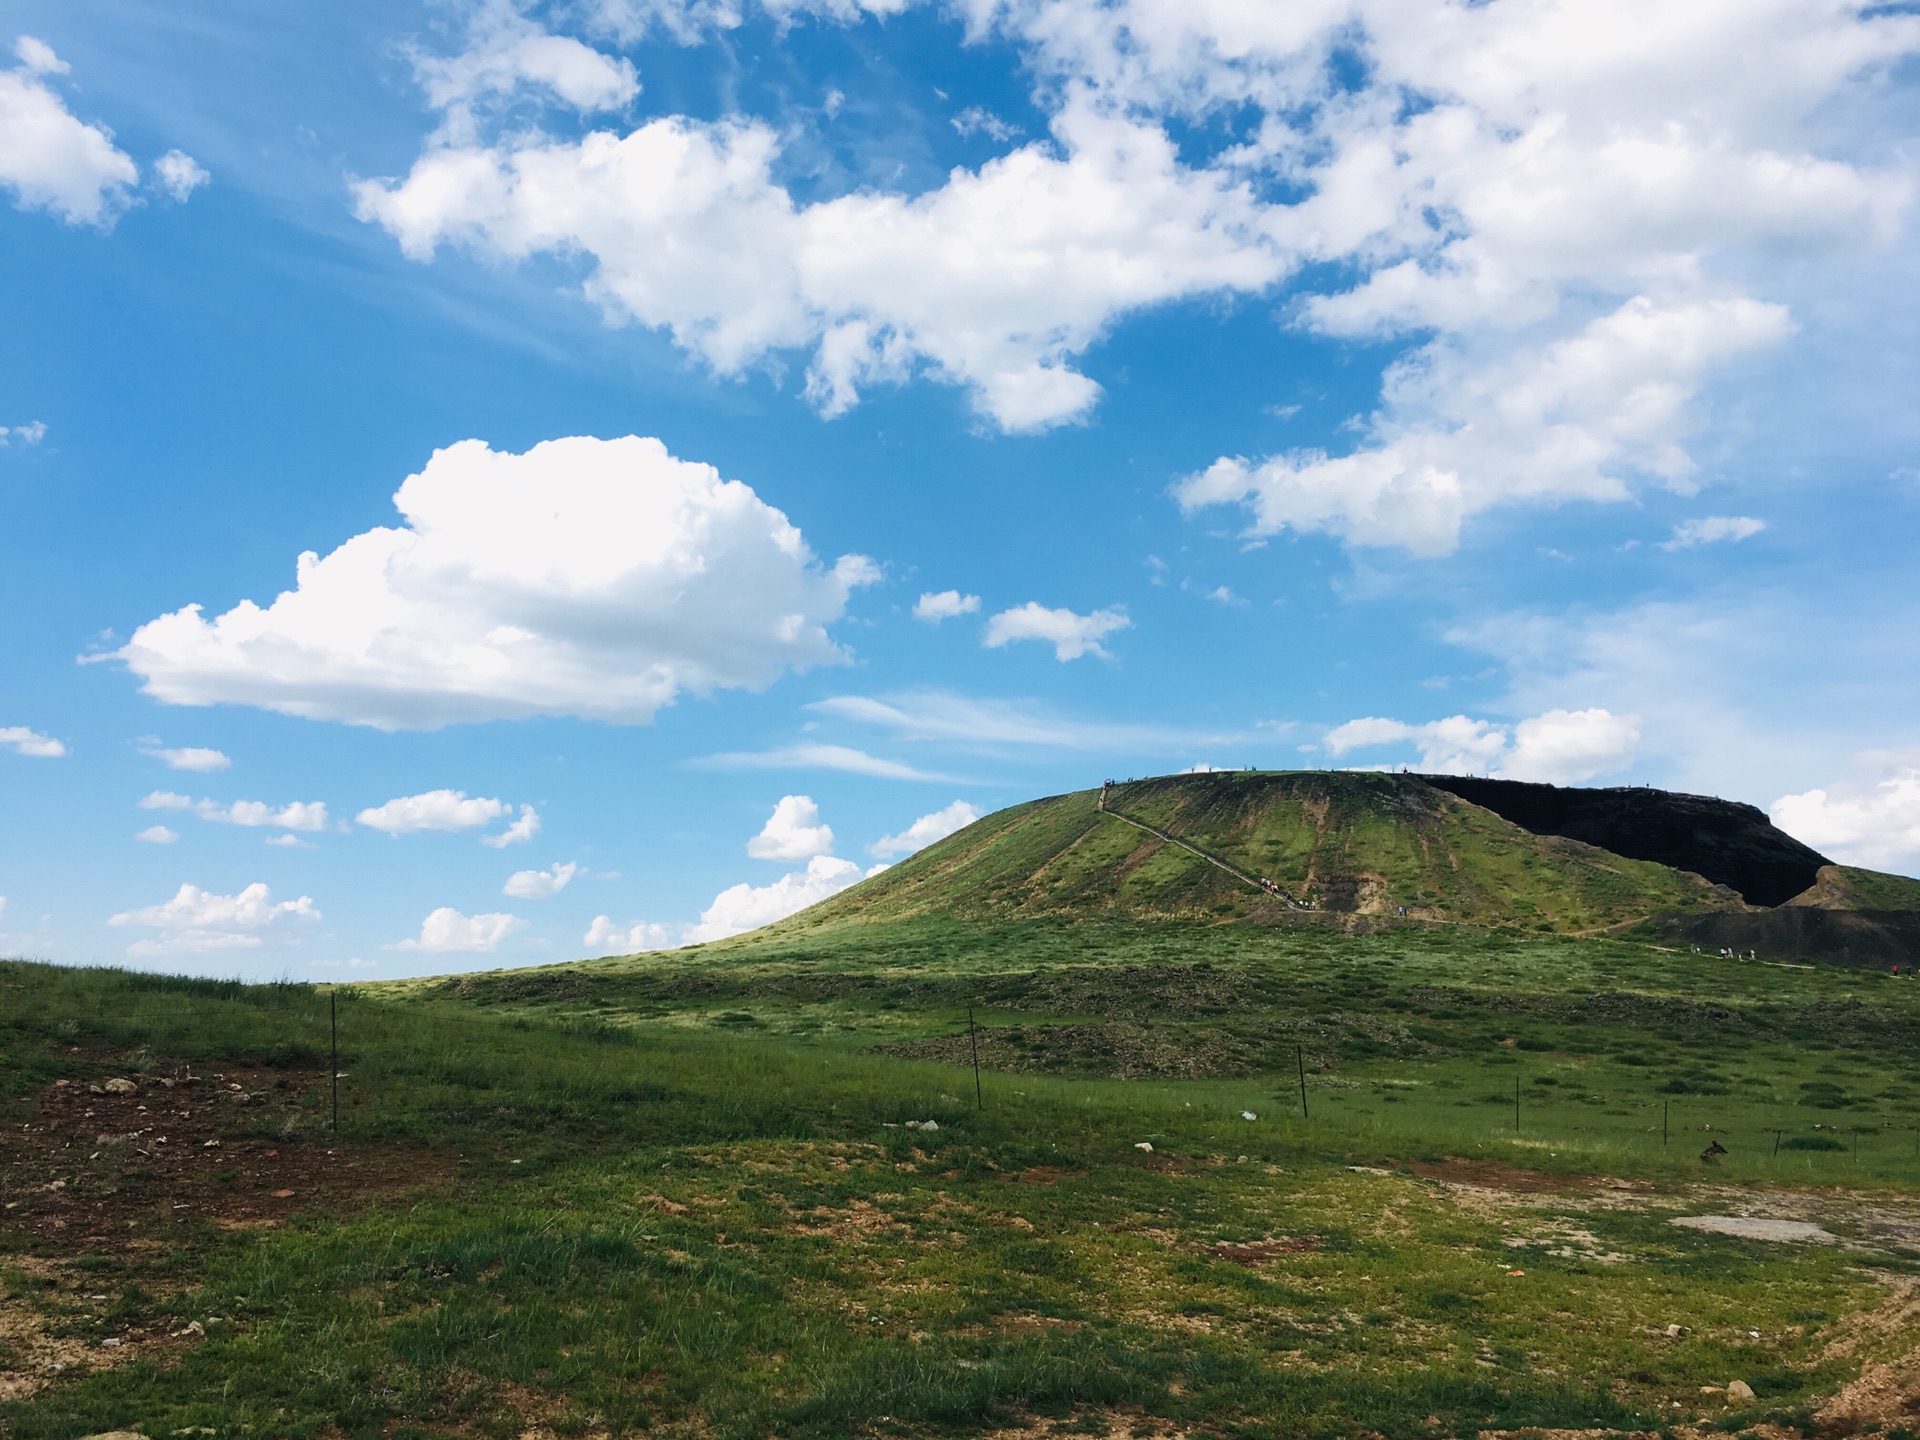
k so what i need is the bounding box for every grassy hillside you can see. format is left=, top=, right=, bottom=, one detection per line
left=1821, top=865, right=1920, bottom=911
left=787, top=772, right=1732, bottom=937
left=7, top=925, right=1920, bottom=1439
left=6, top=777, right=1918, bottom=1437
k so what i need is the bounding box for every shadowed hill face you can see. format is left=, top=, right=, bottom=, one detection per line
left=1415, top=775, right=1831, bottom=906
left=779, top=771, right=1729, bottom=937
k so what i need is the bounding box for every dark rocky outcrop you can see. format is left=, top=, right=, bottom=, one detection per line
left=1416, top=775, right=1830, bottom=907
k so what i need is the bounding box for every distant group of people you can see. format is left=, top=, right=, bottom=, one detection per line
left=1693, top=943, right=1909, bottom=975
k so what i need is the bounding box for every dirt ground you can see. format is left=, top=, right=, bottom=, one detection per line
left=1, top=1053, right=454, bottom=1402
left=2, top=1058, right=450, bottom=1253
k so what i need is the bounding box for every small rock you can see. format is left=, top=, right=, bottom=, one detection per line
left=1134, top=1142, right=1154, bottom=1152
left=77, top=1432, right=150, bottom=1440
left=1727, top=1380, right=1755, bottom=1402
left=102, top=1078, right=138, bottom=1095
left=271, top=1189, right=295, bottom=1199
left=1241, top=1110, right=1257, bottom=1121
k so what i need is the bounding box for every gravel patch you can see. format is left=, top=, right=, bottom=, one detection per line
left=1671, top=1215, right=1837, bottom=1243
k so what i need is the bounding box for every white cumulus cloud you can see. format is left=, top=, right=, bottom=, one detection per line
left=1324, top=707, right=1640, bottom=785
left=134, top=824, right=178, bottom=844
left=110, top=436, right=876, bottom=729
left=684, top=854, right=874, bottom=943
left=480, top=804, right=540, bottom=848
left=869, top=799, right=982, bottom=858
left=358, top=1, right=1917, bottom=528
left=746, top=794, right=835, bottom=860
left=1039, top=0, right=1914, bottom=550
left=354, top=98, right=1287, bottom=431
left=138, top=789, right=328, bottom=830
left=358, top=789, right=507, bottom=834
left=1773, top=757, right=1920, bottom=873
left=0, top=420, right=47, bottom=445
left=409, top=0, right=640, bottom=144
left=983, top=602, right=1130, bottom=661
left=914, top=589, right=981, bottom=622
left=1178, top=298, right=1795, bottom=554
left=0, top=36, right=139, bottom=226
left=1664, top=515, right=1767, bottom=550
left=0, top=725, right=64, bottom=757
left=503, top=860, right=579, bottom=897
left=583, top=914, right=678, bottom=954
left=143, top=744, right=230, bottom=772
left=392, top=906, right=525, bottom=953
left=109, top=881, right=319, bottom=957
left=154, top=149, right=208, bottom=201
left=200, top=798, right=329, bottom=830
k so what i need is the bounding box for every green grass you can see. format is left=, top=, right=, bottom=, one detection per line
left=785, top=773, right=1739, bottom=934
left=4, top=914, right=1920, bottom=1439
left=1832, top=866, right=1920, bottom=911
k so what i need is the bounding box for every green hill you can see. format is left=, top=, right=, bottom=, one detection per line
left=1789, top=864, right=1920, bottom=912
left=784, top=771, right=1734, bottom=937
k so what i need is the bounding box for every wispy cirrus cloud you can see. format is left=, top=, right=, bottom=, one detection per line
left=810, top=692, right=1230, bottom=754
left=691, top=742, right=955, bottom=782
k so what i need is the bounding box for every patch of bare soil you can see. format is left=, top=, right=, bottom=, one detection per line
left=1206, top=1236, right=1319, bottom=1265
left=975, top=1412, right=1197, bottom=1439
left=0, top=1057, right=456, bottom=1401
left=1405, top=1157, right=1643, bottom=1195
left=0, top=1254, right=189, bottom=1402
left=1001, top=1165, right=1076, bottom=1186
left=1, top=1060, right=454, bottom=1259
left=1810, top=1276, right=1920, bottom=1435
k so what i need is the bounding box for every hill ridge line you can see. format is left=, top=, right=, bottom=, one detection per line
left=1097, top=782, right=1312, bottom=910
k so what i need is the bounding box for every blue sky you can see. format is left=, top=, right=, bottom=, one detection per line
left=3, top=0, right=1918, bottom=976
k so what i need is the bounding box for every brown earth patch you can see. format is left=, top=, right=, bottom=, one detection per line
left=1406, top=1157, right=1642, bottom=1195
left=975, top=1408, right=1194, bottom=1438
left=1003, top=1165, right=1075, bottom=1186
left=1207, top=1236, right=1320, bottom=1265
left=0, top=1254, right=203, bottom=1402
left=0, top=1058, right=455, bottom=1261
left=1811, top=1276, right=1920, bottom=1435
left=789, top=1198, right=909, bottom=1242
left=953, top=1310, right=1086, bottom=1340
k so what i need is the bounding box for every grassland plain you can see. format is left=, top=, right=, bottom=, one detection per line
left=6, top=905, right=1920, bottom=1440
